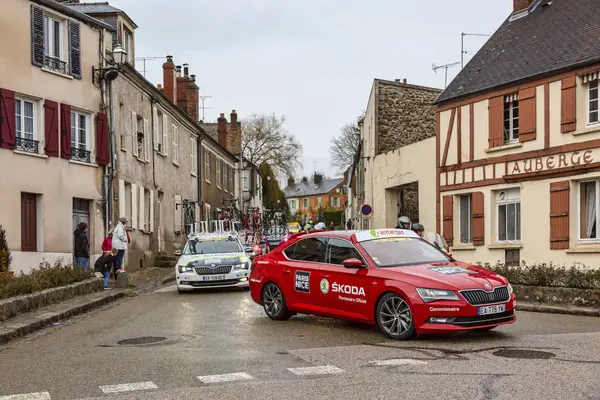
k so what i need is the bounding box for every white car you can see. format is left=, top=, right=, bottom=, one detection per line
left=175, top=233, right=251, bottom=293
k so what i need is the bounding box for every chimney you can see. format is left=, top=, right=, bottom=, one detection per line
left=183, top=63, right=189, bottom=78
left=217, top=113, right=228, bottom=150
left=186, top=74, right=199, bottom=121
left=175, top=65, right=182, bottom=78
left=403, top=79, right=407, bottom=84
left=287, top=176, right=295, bottom=187
left=162, top=55, right=177, bottom=104
left=513, top=0, right=535, bottom=11
left=313, top=173, right=323, bottom=184
left=301, top=176, right=308, bottom=183
left=228, top=109, right=241, bottom=155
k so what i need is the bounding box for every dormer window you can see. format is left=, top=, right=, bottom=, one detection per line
left=504, top=93, right=519, bottom=143
left=123, top=29, right=132, bottom=63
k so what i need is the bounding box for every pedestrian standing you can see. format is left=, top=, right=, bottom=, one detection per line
left=95, top=248, right=118, bottom=289
left=73, top=222, right=90, bottom=271
left=346, top=219, right=353, bottom=230
left=329, top=221, right=335, bottom=230
left=112, top=217, right=128, bottom=274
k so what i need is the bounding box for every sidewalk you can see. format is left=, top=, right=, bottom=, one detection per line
left=0, top=267, right=175, bottom=345
left=517, top=301, right=600, bottom=317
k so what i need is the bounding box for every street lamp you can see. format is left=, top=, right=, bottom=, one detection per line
left=92, top=45, right=127, bottom=82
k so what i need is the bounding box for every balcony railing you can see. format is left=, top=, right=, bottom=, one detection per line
left=15, top=137, right=39, bottom=154
left=43, top=55, right=67, bottom=75
left=71, top=147, right=91, bottom=163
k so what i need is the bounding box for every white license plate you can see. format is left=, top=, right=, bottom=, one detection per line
left=201, top=275, right=226, bottom=281
left=478, top=304, right=506, bottom=315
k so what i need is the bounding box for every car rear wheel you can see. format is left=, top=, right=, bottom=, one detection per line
left=376, top=292, right=416, bottom=340
left=262, top=283, right=292, bottom=321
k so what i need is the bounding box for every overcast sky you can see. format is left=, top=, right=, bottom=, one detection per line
left=110, top=0, right=511, bottom=179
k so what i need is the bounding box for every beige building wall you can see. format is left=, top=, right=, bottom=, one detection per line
left=0, top=0, right=109, bottom=273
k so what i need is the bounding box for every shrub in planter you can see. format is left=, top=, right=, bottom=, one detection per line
left=477, top=261, right=600, bottom=290
left=0, top=225, right=12, bottom=276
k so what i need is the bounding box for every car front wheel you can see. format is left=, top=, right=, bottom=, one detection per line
left=262, top=282, right=292, bottom=321
left=375, top=292, right=416, bottom=340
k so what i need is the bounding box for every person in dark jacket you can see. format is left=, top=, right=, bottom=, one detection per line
left=95, top=248, right=118, bottom=289
left=74, top=222, right=90, bottom=271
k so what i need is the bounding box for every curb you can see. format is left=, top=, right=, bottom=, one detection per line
left=0, top=291, right=126, bottom=345
left=516, top=302, right=600, bottom=317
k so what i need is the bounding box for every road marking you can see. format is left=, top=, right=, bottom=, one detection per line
left=197, top=372, right=254, bottom=384
left=99, top=381, right=158, bottom=394
left=287, top=365, right=345, bottom=375
left=0, top=393, right=51, bottom=400
left=369, top=358, right=428, bottom=366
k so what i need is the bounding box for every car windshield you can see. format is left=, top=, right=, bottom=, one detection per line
left=359, top=237, right=451, bottom=267
left=183, top=238, right=242, bottom=255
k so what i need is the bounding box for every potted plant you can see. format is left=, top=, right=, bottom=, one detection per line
left=0, top=225, right=13, bottom=278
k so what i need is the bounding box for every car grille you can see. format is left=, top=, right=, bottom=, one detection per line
left=449, top=310, right=515, bottom=328
left=194, top=266, right=233, bottom=275
left=182, top=279, right=240, bottom=287
left=459, top=286, right=510, bottom=305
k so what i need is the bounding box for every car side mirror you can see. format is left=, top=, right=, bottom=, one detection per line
left=342, top=258, right=364, bottom=269
left=173, top=250, right=182, bottom=256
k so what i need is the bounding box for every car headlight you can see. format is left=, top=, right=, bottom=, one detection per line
left=416, top=288, right=459, bottom=303
left=234, top=261, right=250, bottom=270
left=178, top=265, right=193, bottom=273
left=507, top=283, right=513, bottom=295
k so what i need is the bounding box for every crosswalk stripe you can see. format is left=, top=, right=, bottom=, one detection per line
left=369, top=358, right=428, bottom=366
left=287, top=365, right=345, bottom=375
left=0, top=393, right=51, bottom=400
left=197, top=372, right=254, bottom=384
left=99, top=381, right=158, bottom=394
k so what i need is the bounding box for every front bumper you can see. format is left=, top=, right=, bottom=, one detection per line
left=176, top=269, right=250, bottom=290
left=413, top=294, right=517, bottom=334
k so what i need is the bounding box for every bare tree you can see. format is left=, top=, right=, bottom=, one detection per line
left=329, top=113, right=364, bottom=171
left=241, top=113, right=302, bottom=179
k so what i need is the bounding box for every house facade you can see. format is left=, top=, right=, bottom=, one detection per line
left=351, top=79, right=441, bottom=230
left=284, top=174, right=346, bottom=220
left=435, top=0, right=600, bottom=266
left=0, top=0, right=113, bottom=273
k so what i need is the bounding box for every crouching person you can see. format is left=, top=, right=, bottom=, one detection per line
left=95, top=249, right=118, bottom=289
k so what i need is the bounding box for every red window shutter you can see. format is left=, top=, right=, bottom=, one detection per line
left=471, top=192, right=485, bottom=246
left=442, top=195, right=454, bottom=247
left=44, top=100, right=59, bottom=157
left=21, top=193, right=37, bottom=252
left=96, top=112, right=109, bottom=165
left=488, top=96, right=504, bottom=148
left=550, top=181, right=570, bottom=250
left=0, top=88, right=16, bottom=150
left=561, top=76, right=577, bottom=133
left=60, top=103, right=72, bottom=159
left=518, top=87, right=536, bottom=142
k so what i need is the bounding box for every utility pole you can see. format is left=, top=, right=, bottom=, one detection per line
left=432, top=62, right=461, bottom=88
left=135, top=56, right=163, bottom=78
left=199, top=96, right=212, bottom=121
left=461, top=33, right=492, bottom=69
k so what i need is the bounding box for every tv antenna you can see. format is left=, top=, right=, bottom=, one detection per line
left=199, top=96, right=212, bottom=122
left=135, top=56, right=163, bottom=78
left=461, top=33, right=492, bottom=69
left=432, top=62, right=460, bottom=88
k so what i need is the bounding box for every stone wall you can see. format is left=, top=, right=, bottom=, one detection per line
left=376, top=81, right=441, bottom=155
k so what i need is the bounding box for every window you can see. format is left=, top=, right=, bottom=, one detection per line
left=579, top=180, right=599, bottom=241
left=284, top=237, right=327, bottom=262
left=330, top=197, right=340, bottom=208
left=204, top=148, right=210, bottom=183
left=496, top=189, right=521, bottom=242
left=459, top=194, right=472, bottom=244
left=71, top=111, right=90, bottom=162
left=123, top=30, right=132, bottom=63
left=360, top=237, right=450, bottom=267
left=124, top=182, right=132, bottom=228
left=172, top=124, right=179, bottom=165
left=223, top=164, right=228, bottom=192
left=120, top=104, right=127, bottom=151
left=242, top=170, right=249, bottom=191
left=157, top=111, right=164, bottom=153
left=588, top=79, right=599, bottom=125
left=144, top=189, right=151, bottom=231
left=190, top=138, right=197, bottom=176
left=303, top=198, right=309, bottom=208
left=289, top=200, right=297, bottom=210
left=505, top=249, right=520, bottom=267
left=15, top=97, right=38, bottom=152
left=216, top=159, right=222, bottom=189
left=229, top=166, right=234, bottom=193
left=43, top=15, right=62, bottom=60
left=317, top=197, right=323, bottom=208
left=504, top=95, right=519, bottom=143
left=326, top=238, right=363, bottom=265
left=21, top=192, right=38, bottom=252
left=136, top=116, right=144, bottom=158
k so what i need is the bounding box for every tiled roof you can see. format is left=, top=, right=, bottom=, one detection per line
left=436, top=0, right=600, bottom=104
left=283, top=178, right=344, bottom=198
left=65, top=2, right=123, bottom=14
left=199, top=123, right=220, bottom=142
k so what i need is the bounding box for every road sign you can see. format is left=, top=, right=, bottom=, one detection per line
left=361, top=204, right=372, bottom=216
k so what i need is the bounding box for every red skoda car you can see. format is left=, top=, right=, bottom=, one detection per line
left=249, top=229, right=516, bottom=340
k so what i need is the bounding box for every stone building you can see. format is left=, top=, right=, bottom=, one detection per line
left=283, top=174, right=347, bottom=221
left=0, top=0, right=113, bottom=273
left=435, top=0, right=600, bottom=267
left=351, top=79, right=442, bottom=230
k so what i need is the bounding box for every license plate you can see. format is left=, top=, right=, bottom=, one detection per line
left=478, top=304, right=506, bottom=315
left=201, top=275, right=226, bottom=281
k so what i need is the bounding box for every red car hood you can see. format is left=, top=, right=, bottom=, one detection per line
left=383, top=262, right=507, bottom=291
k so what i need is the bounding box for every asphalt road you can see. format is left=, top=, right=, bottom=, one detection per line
left=1, top=285, right=599, bottom=400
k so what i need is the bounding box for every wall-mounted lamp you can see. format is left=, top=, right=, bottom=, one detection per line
left=92, top=45, right=127, bottom=82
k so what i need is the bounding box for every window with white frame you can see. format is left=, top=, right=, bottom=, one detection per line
left=216, top=159, right=222, bottom=189
left=588, top=79, right=599, bottom=125
left=190, top=138, right=197, bottom=176
left=123, top=29, right=132, bottom=64
left=579, top=180, right=599, bottom=241
left=242, top=170, right=249, bottom=191
left=43, top=15, right=62, bottom=61
left=317, top=197, right=323, bottom=208
left=330, top=197, right=340, bottom=208
left=504, top=94, right=519, bottom=143
left=124, top=182, right=132, bottom=228
left=223, top=164, right=228, bottom=192
left=204, top=148, right=210, bottom=183
left=144, top=188, right=151, bottom=231
left=303, top=198, right=309, bottom=208
left=229, top=166, right=234, bottom=192
left=459, top=194, right=472, bottom=244
left=496, top=188, right=521, bottom=242
left=136, top=116, right=144, bottom=158
left=172, top=124, right=179, bottom=165
left=289, top=200, right=297, bottom=210
left=15, top=97, right=37, bottom=146
left=157, top=111, right=164, bottom=153
left=70, top=111, right=90, bottom=162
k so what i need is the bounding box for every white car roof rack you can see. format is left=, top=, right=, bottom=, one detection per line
left=187, top=220, right=238, bottom=239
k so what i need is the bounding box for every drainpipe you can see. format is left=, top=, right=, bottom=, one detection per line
left=107, top=80, right=115, bottom=232
left=150, top=97, right=158, bottom=189
left=197, top=135, right=203, bottom=220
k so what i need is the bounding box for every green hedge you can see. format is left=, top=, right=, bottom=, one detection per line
left=0, top=259, right=93, bottom=300
left=479, top=262, right=600, bottom=290
left=322, top=210, right=345, bottom=227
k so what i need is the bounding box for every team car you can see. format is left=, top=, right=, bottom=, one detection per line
left=249, top=228, right=516, bottom=340
left=175, top=232, right=251, bottom=293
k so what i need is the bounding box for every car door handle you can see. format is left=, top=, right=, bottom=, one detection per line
left=282, top=269, right=291, bottom=275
